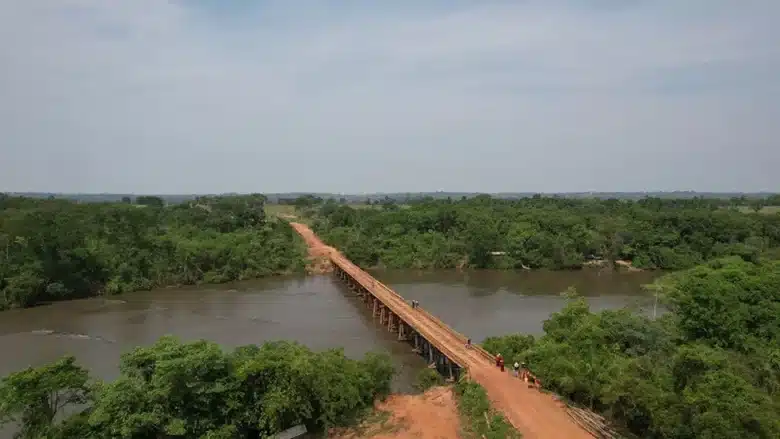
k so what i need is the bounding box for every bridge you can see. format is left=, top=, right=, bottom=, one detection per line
left=290, top=222, right=597, bottom=439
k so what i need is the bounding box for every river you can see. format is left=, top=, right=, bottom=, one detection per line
left=0, top=269, right=660, bottom=436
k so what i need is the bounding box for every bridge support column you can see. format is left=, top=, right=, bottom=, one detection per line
left=388, top=312, right=396, bottom=332
left=372, top=299, right=378, bottom=317
left=380, top=306, right=386, bottom=325
left=398, top=322, right=406, bottom=341
left=428, top=343, right=434, bottom=364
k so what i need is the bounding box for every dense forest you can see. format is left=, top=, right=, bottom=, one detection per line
left=309, top=195, right=780, bottom=270
left=0, top=337, right=394, bottom=438
left=0, top=194, right=305, bottom=310
left=483, top=257, right=780, bottom=439
left=3, top=193, right=779, bottom=438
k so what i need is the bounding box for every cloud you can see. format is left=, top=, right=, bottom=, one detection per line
left=1, top=0, right=778, bottom=193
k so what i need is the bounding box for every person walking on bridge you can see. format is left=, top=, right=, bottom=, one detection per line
left=513, top=361, right=520, bottom=377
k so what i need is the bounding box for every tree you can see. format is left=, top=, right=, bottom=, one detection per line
left=1, top=338, right=396, bottom=439
left=310, top=194, right=780, bottom=271
left=0, top=356, right=90, bottom=439
left=482, top=259, right=780, bottom=438
left=1, top=195, right=305, bottom=309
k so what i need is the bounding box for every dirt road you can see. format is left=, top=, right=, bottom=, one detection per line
left=290, top=222, right=593, bottom=439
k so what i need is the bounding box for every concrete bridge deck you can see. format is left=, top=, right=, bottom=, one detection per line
left=290, top=222, right=594, bottom=439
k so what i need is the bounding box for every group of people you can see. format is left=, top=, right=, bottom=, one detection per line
left=495, top=353, right=532, bottom=383
left=410, top=299, right=420, bottom=309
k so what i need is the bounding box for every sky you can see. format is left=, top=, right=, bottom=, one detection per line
left=1, top=0, right=779, bottom=194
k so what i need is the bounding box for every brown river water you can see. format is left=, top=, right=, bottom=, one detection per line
left=0, top=269, right=660, bottom=437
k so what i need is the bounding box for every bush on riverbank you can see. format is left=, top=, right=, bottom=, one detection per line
left=414, top=367, right=445, bottom=391
left=310, top=196, right=780, bottom=270
left=454, top=378, right=520, bottom=439
left=482, top=257, right=780, bottom=439
left=0, top=337, right=395, bottom=439
left=0, top=194, right=306, bottom=310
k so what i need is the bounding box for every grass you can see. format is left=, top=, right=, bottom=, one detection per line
left=737, top=205, right=780, bottom=214
left=454, top=378, right=520, bottom=439
left=264, top=204, right=298, bottom=218
left=264, top=203, right=412, bottom=218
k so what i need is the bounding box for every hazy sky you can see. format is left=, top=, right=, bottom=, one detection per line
left=2, top=1, right=779, bottom=194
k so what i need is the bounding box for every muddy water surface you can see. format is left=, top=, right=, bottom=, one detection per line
left=0, top=269, right=660, bottom=438
left=375, top=268, right=663, bottom=339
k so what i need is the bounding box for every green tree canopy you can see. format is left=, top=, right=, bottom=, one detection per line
left=0, top=195, right=305, bottom=310
left=0, top=337, right=395, bottom=439
left=482, top=258, right=780, bottom=439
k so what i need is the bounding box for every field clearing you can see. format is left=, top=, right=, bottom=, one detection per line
left=736, top=206, right=780, bottom=214
left=264, top=204, right=297, bottom=217
left=264, top=203, right=411, bottom=218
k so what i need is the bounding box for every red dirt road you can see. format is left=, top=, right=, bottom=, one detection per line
left=290, top=223, right=593, bottom=439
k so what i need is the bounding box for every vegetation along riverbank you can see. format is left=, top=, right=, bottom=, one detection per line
left=482, top=257, right=780, bottom=439
left=3, top=192, right=779, bottom=438
left=0, top=337, right=395, bottom=438
left=309, top=195, right=780, bottom=271
left=0, top=194, right=306, bottom=310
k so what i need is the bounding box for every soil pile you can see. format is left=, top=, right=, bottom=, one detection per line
left=330, top=386, right=462, bottom=439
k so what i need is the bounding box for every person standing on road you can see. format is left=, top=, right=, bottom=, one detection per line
left=495, top=353, right=502, bottom=367
left=513, top=361, right=520, bottom=377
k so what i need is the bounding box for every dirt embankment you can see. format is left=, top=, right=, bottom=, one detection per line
left=306, top=254, right=333, bottom=274
left=288, top=221, right=335, bottom=274
left=330, top=387, right=462, bottom=439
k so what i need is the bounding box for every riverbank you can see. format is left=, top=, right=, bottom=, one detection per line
left=0, top=195, right=307, bottom=310
left=310, top=197, right=780, bottom=271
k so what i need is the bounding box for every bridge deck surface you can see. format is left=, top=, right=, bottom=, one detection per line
left=290, top=222, right=592, bottom=439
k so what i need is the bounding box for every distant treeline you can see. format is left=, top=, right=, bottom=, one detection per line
left=9, top=191, right=780, bottom=206
left=308, top=195, right=780, bottom=271
left=0, top=194, right=305, bottom=310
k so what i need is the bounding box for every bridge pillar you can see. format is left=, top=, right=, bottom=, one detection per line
left=428, top=343, right=434, bottom=364
left=372, top=298, right=378, bottom=317
left=388, top=312, right=396, bottom=332
left=398, top=322, right=406, bottom=341
left=380, top=306, right=386, bottom=325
